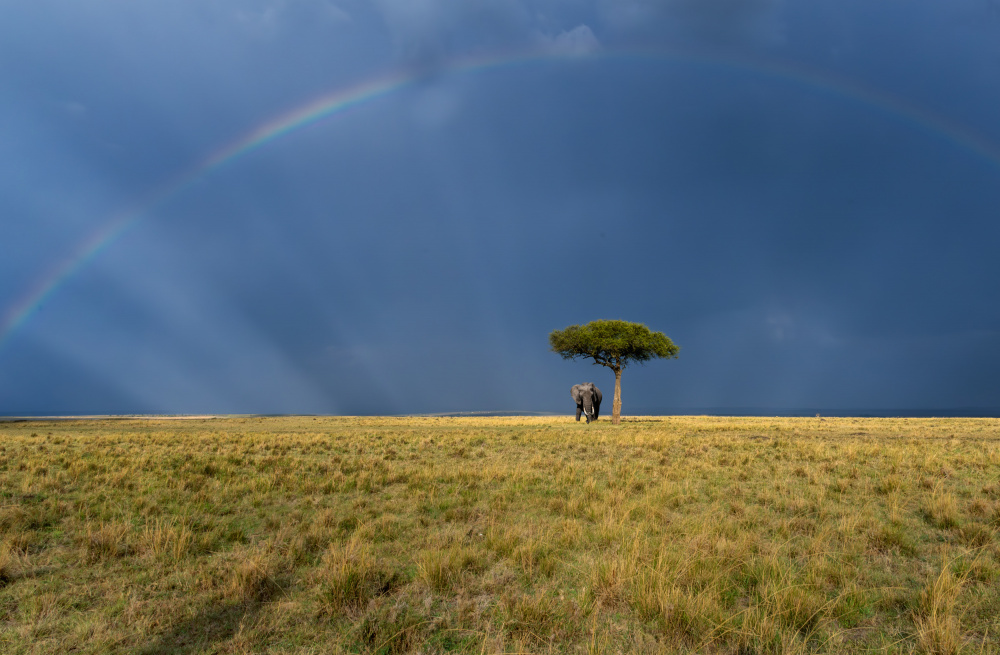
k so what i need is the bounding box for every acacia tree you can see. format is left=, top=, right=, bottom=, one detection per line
left=549, top=320, right=679, bottom=425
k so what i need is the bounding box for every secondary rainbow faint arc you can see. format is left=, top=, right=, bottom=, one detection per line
left=3, top=47, right=1000, bottom=351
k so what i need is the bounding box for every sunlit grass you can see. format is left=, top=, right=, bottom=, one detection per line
left=1, top=415, right=999, bottom=653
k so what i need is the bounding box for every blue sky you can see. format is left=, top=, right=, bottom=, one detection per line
left=2, top=0, right=999, bottom=415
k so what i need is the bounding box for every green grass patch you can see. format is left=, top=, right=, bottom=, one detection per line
left=0, top=415, right=998, bottom=652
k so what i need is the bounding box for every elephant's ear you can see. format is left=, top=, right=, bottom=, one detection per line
left=570, top=385, right=581, bottom=402
left=594, top=386, right=603, bottom=403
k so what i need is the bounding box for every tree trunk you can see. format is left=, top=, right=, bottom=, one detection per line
left=612, top=367, right=622, bottom=425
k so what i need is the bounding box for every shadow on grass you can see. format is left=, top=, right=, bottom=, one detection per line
left=139, top=587, right=278, bottom=655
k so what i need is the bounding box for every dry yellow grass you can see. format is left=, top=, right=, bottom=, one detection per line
left=0, top=415, right=999, bottom=653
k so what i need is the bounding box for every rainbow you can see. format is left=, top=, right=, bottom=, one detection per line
left=3, top=47, right=999, bottom=351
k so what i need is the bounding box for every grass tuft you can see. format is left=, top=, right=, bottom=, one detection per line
left=318, top=538, right=401, bottom=613
left=355, top=601, right=424, bottom=654
left=82, top=521, right=131, bottom=562
left=913, top=556, right=966, bottom=655
left=869, top=523, right=918, bottom=556
left=417, top=545, right=486, bottom=591
left=923, top=489, right=960, bottom=530
left=0, top=542, right=20, bottom=585
left=140, top=518, right=193, bottom=560
left=225, top=547, right=282, bottom=603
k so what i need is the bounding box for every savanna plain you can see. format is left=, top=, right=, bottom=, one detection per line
left=1, top=415, right=999, bottom=654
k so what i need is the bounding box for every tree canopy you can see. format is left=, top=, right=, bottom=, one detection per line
left=549, top=320, right=679, bottom=369
left=549, top=320, right=679, bottom=424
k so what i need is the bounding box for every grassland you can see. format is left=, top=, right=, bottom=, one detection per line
left=1, top=415, right=999, bottom=654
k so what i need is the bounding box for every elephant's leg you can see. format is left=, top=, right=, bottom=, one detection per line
left=594, top=403, right=600, bottom=420
left=576, top=405, right=583, bottom=421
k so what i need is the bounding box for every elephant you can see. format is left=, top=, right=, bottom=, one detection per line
left=571, top=383, right=602, bottom=424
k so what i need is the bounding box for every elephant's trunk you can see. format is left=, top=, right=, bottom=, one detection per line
left=582, top=394, right=595, bottom=422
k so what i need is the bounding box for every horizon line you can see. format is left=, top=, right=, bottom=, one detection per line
left=3, top=406, right=999, bottom=421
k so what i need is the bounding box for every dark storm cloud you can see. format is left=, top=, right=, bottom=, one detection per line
left=596, top=0, right=785, bottom=46
left=1, top=1, right=999, bottom=414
